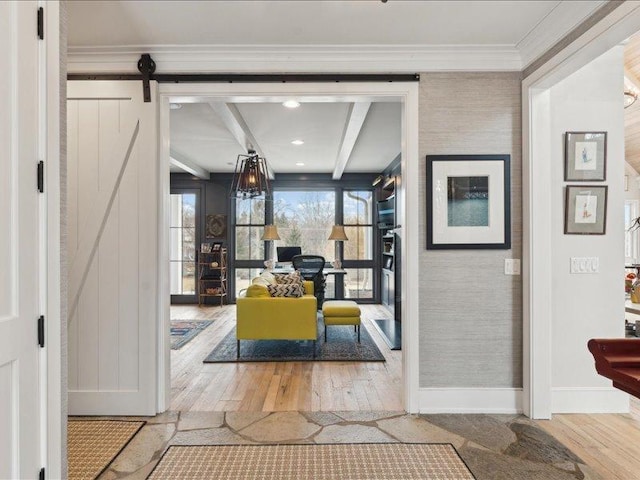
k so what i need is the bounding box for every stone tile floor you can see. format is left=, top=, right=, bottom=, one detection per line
left=90, top=411, right=601, bottom=480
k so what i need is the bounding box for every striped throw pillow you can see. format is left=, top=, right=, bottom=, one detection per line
left=274, top=271, right=302, bottom=285
left=267, top=283, right=303, bottom=298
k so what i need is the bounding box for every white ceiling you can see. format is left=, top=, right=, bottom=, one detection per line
left=67, top=0, right=606, bottom=176
left=67, top=1, right=601, bottom=53
left=170, top=101, right=401, bottom=174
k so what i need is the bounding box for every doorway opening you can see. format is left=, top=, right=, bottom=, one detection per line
left=159, top=82, right=420, bottom=414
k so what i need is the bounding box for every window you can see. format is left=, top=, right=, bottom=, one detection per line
left=235, top=268, right=263, bottom=297
left=235, top=198, right=265, bottom=261
left=170, top=193, right=197, bottom=295
left=343, top=190, right=373, bottom=261
left=273, top=191, right=335, bottom=260
left=344, top=268, right=374, bottom=300
left=343, top=191, right=374, bottom=300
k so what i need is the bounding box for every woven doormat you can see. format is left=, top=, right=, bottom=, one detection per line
left=68, top=419, right=145, bottom=480
left=148, top=443, right=475, bottom=480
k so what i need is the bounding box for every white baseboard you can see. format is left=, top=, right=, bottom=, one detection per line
left=419, top=388, right=523, bottom=414
left=551, top=387, right=629, bottom=413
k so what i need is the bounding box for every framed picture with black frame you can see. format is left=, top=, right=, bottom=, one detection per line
left=564, top=131, right=607, bottom=181
left=564, top=185, right=607, bottom=235
left=426, top=154, right=511, bottom=250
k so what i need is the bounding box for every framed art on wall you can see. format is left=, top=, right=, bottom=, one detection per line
left=564, top=131, right=607, bottom=181
left=426, top=154, right=511, bottom=249
left=564, top=185, right=608, bottom=235
left=206, top=214, right=227, bottom=238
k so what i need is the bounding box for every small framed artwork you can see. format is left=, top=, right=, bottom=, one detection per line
left=426, top=154, right=511, bottom=249
left=564, top=185, right=608, bottom=235
left=564, top=131, right=607, bottom=181
left=206, top=214, right=227, bottom=238
left=212, top=242, right=221, bottom=251
left=201, top=243, right=212, bottom=253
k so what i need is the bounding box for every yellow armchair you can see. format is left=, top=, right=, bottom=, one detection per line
left=236, top=280, right=317, bottom=358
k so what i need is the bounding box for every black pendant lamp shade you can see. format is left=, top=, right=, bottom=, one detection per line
left=230, top=150, right=271, bottom=199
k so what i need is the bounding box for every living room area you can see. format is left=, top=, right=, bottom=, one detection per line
left=168, top=96, right=404, bottom=412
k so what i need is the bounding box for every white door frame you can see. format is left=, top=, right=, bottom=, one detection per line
left=42, top=2, right=62, bottom=478
left=522, top=2, right=640, bottom=418
left=156, top=82, right=421, bottom=413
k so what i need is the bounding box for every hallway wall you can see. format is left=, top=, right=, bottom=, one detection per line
left=418, top=73, right=523, bottom=392
left=548, top=46, right=627, bottom=412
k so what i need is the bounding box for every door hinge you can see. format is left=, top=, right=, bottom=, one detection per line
left=37, top=161, right=44, bottom=193
left=37, top=7, right=44, bottom=40
left=38, top=315, right=45, bottom=348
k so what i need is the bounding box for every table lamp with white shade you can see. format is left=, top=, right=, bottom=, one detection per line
left=262, top=224, right=280, bottom=270
left=328, top=225, right=348, bottom=269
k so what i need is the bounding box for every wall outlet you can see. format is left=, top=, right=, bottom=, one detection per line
left=570, top=257, right=599, bottom=274
left=504, top=259, right=521, bottom=275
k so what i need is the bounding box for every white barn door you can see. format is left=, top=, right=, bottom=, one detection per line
left=67, top=81, right=158, bottom=415
left=0, top=1, right=43, bottom=477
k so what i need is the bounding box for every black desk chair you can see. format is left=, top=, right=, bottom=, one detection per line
left=292, top=255, right=326, bottom=309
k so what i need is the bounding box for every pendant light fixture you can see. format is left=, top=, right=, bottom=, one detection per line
left=230, top=149, right=271, bottom=199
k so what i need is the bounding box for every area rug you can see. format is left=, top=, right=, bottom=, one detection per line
left=67, top=419, right=145, bottom=480
left=171, top=320, right=213, bottom=349
left=203, top=320, right=384, bottom=363
left=148, top=444, right=475, bottom=479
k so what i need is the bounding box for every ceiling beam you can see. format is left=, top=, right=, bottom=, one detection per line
left=332, top=102, right=371, bottom=180
left=170, top=149, right=210, bottom=180
left=208, top=101, right=274, bottom=179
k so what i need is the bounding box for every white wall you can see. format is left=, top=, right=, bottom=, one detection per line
left=549, top=46, right=628, bottom=413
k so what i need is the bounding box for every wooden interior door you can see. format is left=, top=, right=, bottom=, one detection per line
left=0, top=1, right=43, bottom=477
left=67, top=80, right=159, bottom=415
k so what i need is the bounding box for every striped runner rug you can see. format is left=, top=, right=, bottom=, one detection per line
left=148, top=443, right=475, bottom=479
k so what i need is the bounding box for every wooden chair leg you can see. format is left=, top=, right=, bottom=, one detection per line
left=313, top=340, right=316, bottom=358
left=325, top=325, right=328, bottom=342
left=237, top=340, right=240, bottom=359
left=358, top=324, right=361, bottom=343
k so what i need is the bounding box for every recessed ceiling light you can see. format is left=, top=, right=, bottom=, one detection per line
left=170, top=103, right=182, bottom=110
left=296, top=162, right=305, bottom=166
left=283, top=100, right=300, bottom=109
left=291, top=139, right=304, bottom=145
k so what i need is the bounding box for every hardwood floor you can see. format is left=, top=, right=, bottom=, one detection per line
left=170, top=304, right=403, bottom=412
left=538, top=413, right=640, bottom=480
left=169, top=303, right=640, bottom=479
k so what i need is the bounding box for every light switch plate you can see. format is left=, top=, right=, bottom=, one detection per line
left=570, top=257, right=599, bottom=274
left=504, top=259, right=521, bottom=275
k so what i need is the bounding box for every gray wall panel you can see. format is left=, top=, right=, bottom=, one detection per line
left=418, top=72, right=523, bottom=388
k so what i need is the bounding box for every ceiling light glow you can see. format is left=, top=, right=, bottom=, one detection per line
left=170, top=103, right=182, bottom=110
left=291, top=139, right=304, bottom=145
left=283, top=100, right=300, bottom=109
left=296, top=162, right=305, bottom=166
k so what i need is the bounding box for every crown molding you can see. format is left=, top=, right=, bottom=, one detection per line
left=67, top=44, right=523, bottom=74
left=518, top=1, right=606, bottom=70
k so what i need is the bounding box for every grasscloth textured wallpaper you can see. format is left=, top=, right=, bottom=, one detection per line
left=418, top=73, right=523, bottom=388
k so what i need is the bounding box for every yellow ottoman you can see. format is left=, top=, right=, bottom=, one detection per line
left=322, top=300, right=361, bottom=342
